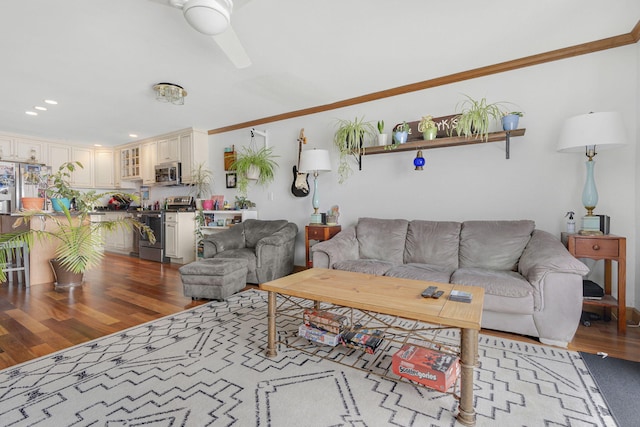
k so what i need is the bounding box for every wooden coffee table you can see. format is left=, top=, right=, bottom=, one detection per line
left=260, top=268, right=484, bottom=426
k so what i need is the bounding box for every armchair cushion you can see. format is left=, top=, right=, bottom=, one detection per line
left=243, top=219, right=289, bottom=248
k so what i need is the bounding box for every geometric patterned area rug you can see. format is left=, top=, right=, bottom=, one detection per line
left=0, top=290, right=616, bottom=426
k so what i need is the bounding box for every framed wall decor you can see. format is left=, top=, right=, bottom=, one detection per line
left=226, top=172, right=237, bottom=188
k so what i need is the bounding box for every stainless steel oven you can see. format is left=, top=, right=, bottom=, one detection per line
left=135, top=211, right=168, bottom=263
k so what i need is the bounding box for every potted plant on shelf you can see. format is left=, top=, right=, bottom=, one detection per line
left=188, top=162, right=213, bottom=209
left=376, top=120, right=388, bottom=146
left=418, top=115, right=438, bottom=140
left=21, top=166, right=46, bottom=210
left=235, top=196, right=256, bottom=210
left=452, top=95, right=509, bottom=142
left=0, top=164, right=154, bottom=288
left=393, top=121, right=411, bottom=144
left=502, top=111, right=524, bottom=131
left=333, top=116, right=376, bottom=183
left=231, top=145, right=279, bottom=196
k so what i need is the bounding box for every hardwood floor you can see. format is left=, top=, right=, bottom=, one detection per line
left=1, top=252, right=639, bottom=370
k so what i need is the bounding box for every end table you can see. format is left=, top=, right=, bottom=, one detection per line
left=305, top=224, right=341, bottom=268
left=563, top=233, right=627, bottom=333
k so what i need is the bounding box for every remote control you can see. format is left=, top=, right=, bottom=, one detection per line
left=431, top=290, right=445, bottom=299
left=421, top=286, right=438, bottom=298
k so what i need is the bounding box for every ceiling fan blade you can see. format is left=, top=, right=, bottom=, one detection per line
left=213, top=26, right=252, bottom=69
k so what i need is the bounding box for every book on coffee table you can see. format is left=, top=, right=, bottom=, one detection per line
left=449, top=290, right=473, bottom=303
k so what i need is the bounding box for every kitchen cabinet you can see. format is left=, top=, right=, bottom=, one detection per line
left=157, top=136, right=180, bottom=163
left=47, top=144, right=71, bottom=173
left=179, top=130, right=209, bottom=185
left=121, top=145, right=141, bottom=180
left=94, top=149, right=115, bottom=188
left=165, top=211, right=196, bottom=264
left=0, top=136, right=45, bottom=163
left=71, top=147, right=94, bottom=187
left=141, top=141, right=157, bottom=185
left=99, top=212, right=134, bottom=254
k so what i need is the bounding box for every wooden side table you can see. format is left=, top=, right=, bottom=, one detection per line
left=305, top=224, right=342, bottom=268
left=564, top=233, right=627, bottom=333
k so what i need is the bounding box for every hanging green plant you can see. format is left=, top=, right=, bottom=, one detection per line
left=231, top=145, right=279, bottom=196
left=333, top=116, right=376, bottom=183
left=452, top=95, right=512, bottom=142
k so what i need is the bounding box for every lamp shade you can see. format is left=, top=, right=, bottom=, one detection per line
left=299, top=149, right=331, bottom=173
left=557, top=112, right=627, bottom=152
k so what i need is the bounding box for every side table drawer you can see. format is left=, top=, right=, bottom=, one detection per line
left=307, top=227, right=326, bottom=240
left=574, top=238, right=619, bottom=258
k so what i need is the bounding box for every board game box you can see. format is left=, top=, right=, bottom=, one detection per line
left=298, top=324, right=341, bottom=346
left=340, top=327, right=384, bottom=354
left=392, top=344, right=460, bottom=391
left=303, top=309, right=349, bottom=334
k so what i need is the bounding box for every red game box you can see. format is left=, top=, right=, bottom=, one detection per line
left=392, top=344, right=460, bottom=392
left=303, top=309, right=348, bottom=334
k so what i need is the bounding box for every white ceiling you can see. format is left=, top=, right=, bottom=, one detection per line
left=0, top=0, right=638, bottom=147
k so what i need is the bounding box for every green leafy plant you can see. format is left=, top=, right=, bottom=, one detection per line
left=377, top=120, right=385, bottom=134
left=235, top=196, right=256, bottom=209
left=0, top=175, right=154, bottom=282
left=333, top=117, right=376, bottom=183
left=503, top=111, right=524, bottom=117
left=395, top=121, right=411, bottom=133
left=452, top=95, right=510, bottom=142
left=188, top=162, right=213, bottom=199
left=231, top=145, right=279, bottom=196
left=46, top=161, right=82, bottom=200
left=418, top=115, right=437, bottom=132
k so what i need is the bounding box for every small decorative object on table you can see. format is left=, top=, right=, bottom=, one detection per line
left=326, top=205, right=340, bottom=225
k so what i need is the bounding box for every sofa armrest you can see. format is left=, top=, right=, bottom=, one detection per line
left=311, top=226, right=359, bottom=268
left=519, top=229, right=590, bottom=283
left=203, top=224, right=246, bottom=258
left=255, top=223, right=298, bottom=266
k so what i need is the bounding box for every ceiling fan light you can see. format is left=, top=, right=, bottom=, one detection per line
left=183, top=0, right=232, bottom=36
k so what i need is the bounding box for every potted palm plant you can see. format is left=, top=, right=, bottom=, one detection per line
left=0, top=162, right=154, bottom=288
left=231, top=145, right=279, bottom=196
left=333, top=116, right=376, bottom=183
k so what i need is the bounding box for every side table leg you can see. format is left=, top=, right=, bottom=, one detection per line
left=266, top=291, right=277, bottom=357
left=457, top=328, right=478, bottom=426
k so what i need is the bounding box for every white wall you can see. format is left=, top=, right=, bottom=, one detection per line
left=207, top=45, right=638, bottom=309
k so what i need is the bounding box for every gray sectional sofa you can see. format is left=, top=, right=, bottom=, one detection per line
left=311, top=218, right=589, bottom=347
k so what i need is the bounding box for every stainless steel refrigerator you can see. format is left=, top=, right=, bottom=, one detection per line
left=0, top=161, right=51, bottom=213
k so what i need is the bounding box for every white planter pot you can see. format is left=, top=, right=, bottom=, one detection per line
left=377, top=134, right=388, bottom=146
left=247, top=165, right=260, bottom=181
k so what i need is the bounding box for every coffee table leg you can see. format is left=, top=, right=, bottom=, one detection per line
left=457, top=328, right=478, bottom=426
left=266, top=291, right=277, bottom=357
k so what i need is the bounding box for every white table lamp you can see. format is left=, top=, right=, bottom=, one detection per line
left=299, top=149, right=331, bottom=224
left=557, top=112, right=627, bottom=231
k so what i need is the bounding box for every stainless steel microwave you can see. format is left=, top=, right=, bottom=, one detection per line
left=154, top=162, right=181, bottom=186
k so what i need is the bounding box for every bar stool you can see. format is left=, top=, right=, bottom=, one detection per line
left=0, top=241, right=30, bottom=288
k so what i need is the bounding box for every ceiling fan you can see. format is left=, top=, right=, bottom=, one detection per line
left=158, top=0, right=252, bottom=68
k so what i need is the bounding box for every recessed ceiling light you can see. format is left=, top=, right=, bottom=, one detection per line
left=94, top=144, right=102, bottom=147
left=25, top=111, right=38, bottom=116
left=129, top=134, right=138, bottom=138
left=34, top=106, right=47, bottom=111
left=44, top=99, right=58, bottom=105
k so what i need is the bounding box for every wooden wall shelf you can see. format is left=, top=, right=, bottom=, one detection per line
left=362, top=129, right=526, bottom=158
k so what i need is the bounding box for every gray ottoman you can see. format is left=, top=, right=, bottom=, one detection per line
left=179, top=258, right=248, bottom=301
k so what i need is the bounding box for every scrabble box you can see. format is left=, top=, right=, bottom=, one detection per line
left=392, top=344, right=460, bottom=392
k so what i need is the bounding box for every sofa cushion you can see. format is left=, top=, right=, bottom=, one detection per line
left=332, top=259, right=394, bottom=276
left=451, top=267, right=535, bottom=314
left=404, top=220, right=461, bottom=269
left=385, top=263, right=454, bottom=283
left=459, top=220, right=535, bottom=271
left=356, top=218, right=408, bottom=265
left=243, top=219, right=289, bottom=248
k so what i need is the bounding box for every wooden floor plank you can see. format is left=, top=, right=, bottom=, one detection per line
left=0, top=252, right=638, bottom=372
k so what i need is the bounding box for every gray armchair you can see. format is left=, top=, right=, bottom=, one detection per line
left=203, top=219, right=298, bottom=284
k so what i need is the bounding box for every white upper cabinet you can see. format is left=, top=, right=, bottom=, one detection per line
left=71, top=147, right=94, bottom=187
left=47, top=144, right=71, bottom=173
left=157, top=136, right=180, bottom=163
left=0, top=136, right=46, bottom=163
left=180, top=130, right=208, bottom=185
left=141, top=140, right=157, bottom=185
left=94, top=149, right=114, bottom=188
